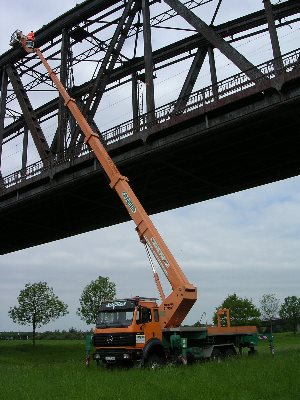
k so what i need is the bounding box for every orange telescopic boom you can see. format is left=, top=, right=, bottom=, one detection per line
left=15, top=34, right=197, bottom=328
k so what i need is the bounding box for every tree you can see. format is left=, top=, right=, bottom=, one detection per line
left=213, top=293, right=261, bottom=326
left=8, top=282, right=68, bottom=345
left=279, top=296, right=300, bottom=334
left=259, top=293, right=280, bottom=334
left=77, top=276, right=116, bottom=325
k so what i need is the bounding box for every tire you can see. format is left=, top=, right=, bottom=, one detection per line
left=95, top=359, right=101, bottom=367
left=146, top=354, right=165, bottom=369
left=211, top=348, right=222, bottom=362
left=248, top=347, right=257, bottom=356
left=224, top=347, right=236, bottom=358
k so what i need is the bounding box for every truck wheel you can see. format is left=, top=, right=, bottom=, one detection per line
left=146, top=354, right=165, bottom=369
left=248, top=347, right=257, bottom=356
left=96, top=359, right=101, bottom=367
left=211, top=348, right=222, bottom=362
left=224, top=348, right=236, bottom=358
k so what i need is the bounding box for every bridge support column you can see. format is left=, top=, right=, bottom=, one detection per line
left=21, top=126, right=29, bottom=178
left=263, top=0, right=283, bottom=70
left=263, top=0, right=283, bottom=75
left=57, top=28, right=70, bottom=158
left=142, top=0, right=156, bottom=125
left=132, top=72, right=140, bottom=132
left=0, top=69, right=8, bottom=178
left=208, top=46, right=218, bottom=99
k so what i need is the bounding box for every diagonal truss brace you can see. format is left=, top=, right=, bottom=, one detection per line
left=6, top=64, right=51, bottom=164
left=175, top=1, right=222, bottom=112
left=69, top=0, right=138, bottom=151
left=174, top=47, right=208, bottom=112
left=163, top=0, right=266, bottom=82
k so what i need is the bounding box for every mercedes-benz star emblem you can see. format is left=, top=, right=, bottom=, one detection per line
left=107, top=335, right=114, bottom=343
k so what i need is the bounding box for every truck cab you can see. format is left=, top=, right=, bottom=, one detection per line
left=92, top=297, right=164, bottom=366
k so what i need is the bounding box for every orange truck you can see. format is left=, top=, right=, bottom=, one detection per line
left=14, top=32, right=272, bottom=367
left=91, top=298, right=261, bottom=367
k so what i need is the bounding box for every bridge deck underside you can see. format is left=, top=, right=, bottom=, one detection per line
left=1, top=78, right=299, bottom=255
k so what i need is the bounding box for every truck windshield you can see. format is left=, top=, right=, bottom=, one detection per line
left=96, top=310, right=134, bottom=328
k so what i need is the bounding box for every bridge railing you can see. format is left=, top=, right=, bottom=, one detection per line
left=1, top=159, right=47, bottom=189
left=1, top=48, right=300, bottom=192
left=102, top=48, right=300, bottom=145
left=282, top=49, right=300, bottom=72
left=0, top=141, right=96, bottom=190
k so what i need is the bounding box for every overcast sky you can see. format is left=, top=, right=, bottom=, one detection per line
left=0, top=0, right=300, bottom=332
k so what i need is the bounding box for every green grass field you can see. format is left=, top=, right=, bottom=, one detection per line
left=0, top=333, right=299, bottom=400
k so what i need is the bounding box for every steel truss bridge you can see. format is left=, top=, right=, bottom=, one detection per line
left=0, top=0, right=300, bottom=254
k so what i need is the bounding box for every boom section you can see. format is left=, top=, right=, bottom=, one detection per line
left=33, top=45, right=197, bottom=327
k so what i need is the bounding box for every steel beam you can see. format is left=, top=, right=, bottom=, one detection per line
left=263, top=0, right=283, bottom=73
left=211, top=0, right=223, bottom=26
left=22, top=126, right=28, bottom=173
left=6, top=65, right=51, bottom=164
left=51, top=29, right=70, bottom=156
left=208, top=46, right=218, bottom=98
left=142, top=0, right=156, bottom=121
left=163, top=0, right=265, bottom=82
left=132, top=72, right=140, bottom=132
left=174, top=47, right=208, bottom=113
left=57, top=29, right=70, bottom=156
left=0, top=69, right=8, bottom=176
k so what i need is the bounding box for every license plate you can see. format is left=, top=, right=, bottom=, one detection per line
left=105, top=356, right=115, bottom=361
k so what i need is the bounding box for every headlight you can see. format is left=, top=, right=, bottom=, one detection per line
left=123, top=354, right=130, bottom=359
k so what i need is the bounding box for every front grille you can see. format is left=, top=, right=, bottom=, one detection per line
left=93, top=333, right=136, bottom=347
left=96, top=348, right=142, bottom=361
